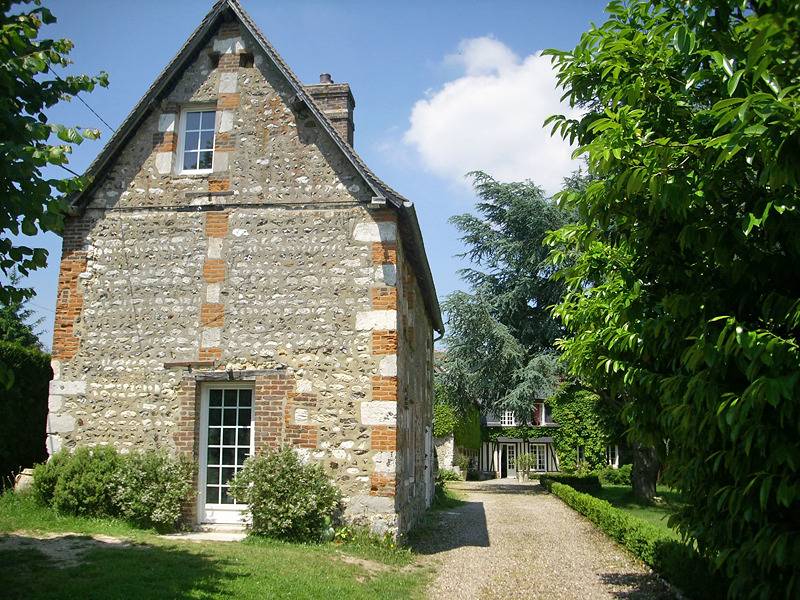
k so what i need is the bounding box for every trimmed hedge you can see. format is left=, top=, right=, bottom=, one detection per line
left=546, top=482, right=727, bottom=599
left=539, top=473, right=601, bottom=493
left=0, top=341, right=51, bottom=487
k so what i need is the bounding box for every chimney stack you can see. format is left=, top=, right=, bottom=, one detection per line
left=303, top=73, right=355, bottom=146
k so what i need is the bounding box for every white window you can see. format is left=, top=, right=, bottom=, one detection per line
left=179, top=108, right=216, bottom=173
left=500, top=410, right=515, bottom=427
left=606, top=444, right=619, bottom=468
left=532, top=444, right=547, bottom=471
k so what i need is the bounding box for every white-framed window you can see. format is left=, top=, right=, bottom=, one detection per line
left=606, top=444, right=619, bottom=468
left=500, top=410, right=515, bottom=427
left=532, top=444, right=547, bottom=471
left=178, top=108, right=216, bottom=173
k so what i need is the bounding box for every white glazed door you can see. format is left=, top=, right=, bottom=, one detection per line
left=198, top=384, right=254, bottom=524
left=505, top=444, right=517, bottom=478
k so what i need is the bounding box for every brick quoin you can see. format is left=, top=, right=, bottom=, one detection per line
left=199, top=347, right=222, bottom=362
left=217, top=93, right=240, bottom=110
left=205, top=212, right=228, bottom=237
left=52, top=250, right=88, bottom=360
left=371, top=330, right=397, bottom=355
left=218, top=53, right=240, bottom=72
left=152, top=131, right=177, bottom=152
left=370, top=287, right=397, bottom=310
left=214, top=132, right=235, bottom=152
left=370, top=473, right=396, bottom=497
left=371, top=425, right=397, bottom=451
left=175, top=377, right=200, bottom=522
left=371, top=242, right=397, bottom=265
left=370, top=209, right=397, bottom=223
left=200, top=303, right=225, bottom=327
left=217, top=22, right=240, bottom=38
left=253, top=373, right=292, bottom=453
left=284, top=392, right=319, bottom=449
left=208, top=178, right=230, bottom=193
left=371, top=376, right=397, bottom=401
left=203, top=259, right=225, bottom=283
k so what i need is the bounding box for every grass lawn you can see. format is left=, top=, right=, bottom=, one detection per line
left=0, top=492, right=431, bottom=600
left=589, top=484, right=682, bottom=538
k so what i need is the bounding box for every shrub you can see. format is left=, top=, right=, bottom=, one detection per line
left=0, top=341, right=51, bottom=487
left=547, top=482, right=726, bottom=599
left=433, top=402, right=457, bottom=438
left=229, top=447, right=341, bottom=542
left=31, top=449, right=70, bottom=506
left=597, top=464, right=632, bottom=486
left=52, top=446, right=122, bottom=517
left=114, top=450, right=194, bottom=530
left=437, top=468, right=462, bottom=482
left=539, top=473, right=601, bottom=493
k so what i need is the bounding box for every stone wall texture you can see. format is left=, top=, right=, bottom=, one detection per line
left=46, top=18, right=435, bottom=535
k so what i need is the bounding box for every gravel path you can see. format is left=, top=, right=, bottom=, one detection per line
left=413, top=480, right=675, bottom=600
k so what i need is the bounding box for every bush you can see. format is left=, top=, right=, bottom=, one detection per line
left=597, top=464, right=632, bottom=486
left=539, top=473, right=601, bottom=493
left=52, top=446, right=121, bottom=517
left=229, top=447, right=341, bottom=542
left=547, top=482, right=726, bottom=599
left=31, top=447, right=194, bottom=531
left=437, top=468, right=462, bottom=482
left=114, top=450, right=194, bottom=530
left=0, top=341, right=51, bottom=487
left=31, top=450, right=70, bottom=506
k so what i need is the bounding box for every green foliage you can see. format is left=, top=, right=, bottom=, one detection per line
left=0, top=1, right=107, bottom=386
left=539, top=473, right=601, bottom=493
left=0, top=277, right=43, bottom=349
left=229, top=447, right=341, bottom=542
left=597, top=464, right=632, bottom=487
left=545, top=2, right=800, bottom=595
left=453, top=405, right=481, bottom=450
left=31, top=447, right=194, bottom=531
left=113, top=451, right=195, bottom=530
left=440, top=172, right=572, bottom=418
left=546, top=482, right=726, bottom=599
left=51, top=447, right=121, bottom=517
left=0, top=341, right=50, bottom=486
left=432, top=401, right=456, bottom=438
left=482, top=425, right=550, bottom=443
left=550, top=386, right=618, bottom=471
left=436, top=468, right=462, bottom=482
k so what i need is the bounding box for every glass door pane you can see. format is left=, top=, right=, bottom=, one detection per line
left=205, top=387, right=253, bottom=506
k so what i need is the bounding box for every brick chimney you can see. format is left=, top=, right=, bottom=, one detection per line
left=303, top=73, right=355, bottom=146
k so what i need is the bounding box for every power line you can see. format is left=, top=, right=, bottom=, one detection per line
left=47, top=65, right=116, bottom=133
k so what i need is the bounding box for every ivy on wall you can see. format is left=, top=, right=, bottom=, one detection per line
left=453, top=406, right=481, bottom=450
left=550, top=386, right=620, bottom=471
left=482, top=425, right=553, bottom=442
left=433, top=402, right=457, bottom=439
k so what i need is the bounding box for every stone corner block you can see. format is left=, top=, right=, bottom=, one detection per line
left=378, top=354, right=397, bottom=377
left=360, top=401, right=397, bottom=425
left=355, top=310, right=397, bottom=331
left=353, top=222, right=397, bottom=243
left=49, top=379, right=86, bottom=396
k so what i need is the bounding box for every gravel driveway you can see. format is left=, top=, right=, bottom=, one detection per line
left=412, top=480, right=675, bottom=600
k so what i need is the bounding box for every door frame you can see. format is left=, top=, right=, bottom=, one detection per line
left=502, top=442, right=517, bottom=478
left=196, top=382, right=255, bottom=525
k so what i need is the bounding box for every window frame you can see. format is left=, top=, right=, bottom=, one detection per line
left=176, top=106, right=217, bottom=174
left=500, top=410, right=516, bottom=427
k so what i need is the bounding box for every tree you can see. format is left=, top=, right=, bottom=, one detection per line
left=0, top=0, right=108, bottom=384
left=545, top=1, right=800, bottom=596
left=440, top=171, right=572, bottom=422
left=0, top=277, right=43, bottom=348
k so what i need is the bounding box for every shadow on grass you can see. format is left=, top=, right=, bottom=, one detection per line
left=0, top=533, right=236, bottom=600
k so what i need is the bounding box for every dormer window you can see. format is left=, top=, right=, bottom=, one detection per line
left=500, top=410, right=515, bottom=427
left=179, top=108, right=216, bottom=173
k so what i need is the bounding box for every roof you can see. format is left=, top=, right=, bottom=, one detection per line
left=70, top=0, right=443, bottom=333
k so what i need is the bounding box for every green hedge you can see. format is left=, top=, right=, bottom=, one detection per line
left=539, top=473, right=601, bottom=493
left=453, top=406, right=481, bottom=450
left=0, top=341, right=51, bottom=487
left=546, top=482, right=727, bottom=599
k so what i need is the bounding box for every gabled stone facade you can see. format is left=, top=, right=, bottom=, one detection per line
left=46, top=0, right=441, bottom=536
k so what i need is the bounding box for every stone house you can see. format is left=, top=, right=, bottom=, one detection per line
left=45, top=0, right=443, bottom=535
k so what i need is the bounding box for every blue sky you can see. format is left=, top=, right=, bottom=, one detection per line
left=20, top=0, right=607, bottom=347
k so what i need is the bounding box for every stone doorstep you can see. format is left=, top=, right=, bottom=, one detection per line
left=161, top=526, right=246, bottom=543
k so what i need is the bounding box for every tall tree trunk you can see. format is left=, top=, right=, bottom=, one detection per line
left=631, top=443, right=659, bottom=502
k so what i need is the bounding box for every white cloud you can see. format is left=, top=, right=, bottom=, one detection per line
left=403, top=37, right=580, bottom=195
